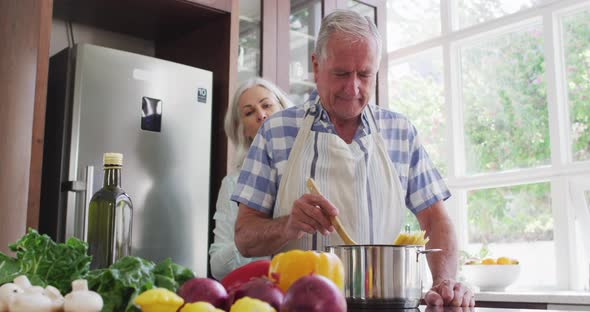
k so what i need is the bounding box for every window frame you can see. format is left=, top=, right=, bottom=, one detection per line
left=387, top=0, right=590, bottom=290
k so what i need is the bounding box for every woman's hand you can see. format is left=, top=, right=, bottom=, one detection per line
left=424, top=279, right=475, bottom=307
left=285, top=194, right=337, bottom=240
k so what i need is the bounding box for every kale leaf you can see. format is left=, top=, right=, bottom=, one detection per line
left=1, top=230, right=195, bottom=311
left=1, top=229, right=91, bottom=294
left=0, top=253, right=20, bottom=285
left=87, top=256, right=194, bottom=312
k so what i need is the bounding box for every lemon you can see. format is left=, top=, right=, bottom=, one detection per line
left=510, top=258, right=520, bottom=265
left=134, top=288, right=184, bottom=312
left=230, top=297, right=276, bottom=312
left=481, top=258, right=496, bottom=265
left=181, top=302, right=224, bottom=312
left=497, top=257, right=512, bottom=265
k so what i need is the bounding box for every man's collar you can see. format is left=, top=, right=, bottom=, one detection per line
left=309, top=89, right=370, bottom=131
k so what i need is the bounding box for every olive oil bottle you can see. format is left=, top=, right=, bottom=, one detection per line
left=87, top=152, right=133, bottom=269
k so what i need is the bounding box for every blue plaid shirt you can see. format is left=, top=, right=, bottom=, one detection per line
left=231, top=93, right=450, bottom=216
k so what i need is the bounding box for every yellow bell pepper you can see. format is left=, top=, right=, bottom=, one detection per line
left=230, top=297, right=276, bottom=312
left=269, top=250, right=344, bottom=293
left=180, top=301, right=225, bottom=312
left=134, top=288, right=184, bottom=312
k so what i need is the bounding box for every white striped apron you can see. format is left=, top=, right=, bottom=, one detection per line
left=273, top=100, right=406, bottom=252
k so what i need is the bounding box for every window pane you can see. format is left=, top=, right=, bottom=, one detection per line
left=389, top=48, right=447, bottom=175
left=386, top=0, right=441, bottom=51
left=348, top=0, right=375, bottom=22
left=457, top=0, right=543, bottom=29
left=289, top=0, right=322, bottom=105
left=460, top=24, right=550, bottom=174
left=561, top=9, right=590, bottom=162
left=238, top=0, right=262, bottom=83
left=404, top=210, right=420, bottom=233
left=465, top=182, right=555, bottom=289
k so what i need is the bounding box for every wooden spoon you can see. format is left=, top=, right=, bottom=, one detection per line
left=306, top=177, right=358, bottom=245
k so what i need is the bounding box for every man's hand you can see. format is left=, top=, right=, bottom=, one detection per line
left=425, top=305, right=475, bottom=312
left=416, top=201, right=475, bottom=307
left=424, top=279, right=475, bottom=307
left=285, top=194, right=337, bottom=239
left=235, top=194, right=339, bottom=257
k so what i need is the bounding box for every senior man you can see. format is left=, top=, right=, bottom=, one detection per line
left=231, top=10, right=474, bottom=307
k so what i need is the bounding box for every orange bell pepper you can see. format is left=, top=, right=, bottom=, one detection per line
left=268, top=250, right=344, bottom=293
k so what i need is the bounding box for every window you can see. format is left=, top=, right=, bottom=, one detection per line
left=389, top=48, right=447, bottom=175
left=571, top=176, right=590, bottom=290
left=459, top=23, right=550, bottom=174
left=467, top=182, right=555, bottom=289
left=561, top=9, right=590, bottom=162
left=387, top=0, right=590, bottom=290
left=386, top=0, right=441, bottom=51
left=457, top=0, right=543, bottom=29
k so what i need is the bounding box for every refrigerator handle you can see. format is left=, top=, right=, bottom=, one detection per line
left=83, top=165, right=94, bottom=242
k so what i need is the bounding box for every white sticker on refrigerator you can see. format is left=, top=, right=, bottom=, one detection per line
left=197, top=88, right=208, bottom=104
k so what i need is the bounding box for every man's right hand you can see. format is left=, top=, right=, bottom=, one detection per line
left=285, top=193, right=338, bottom=240
left=235, top=195, right=339, bottom=257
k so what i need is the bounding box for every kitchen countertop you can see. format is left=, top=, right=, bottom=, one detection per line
left=353, top=307, right=586, bottom=312
left=475, top=290, right=590, bottom=305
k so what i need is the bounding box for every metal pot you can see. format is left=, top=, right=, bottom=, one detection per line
left=327, top=244, right=440, bottom=309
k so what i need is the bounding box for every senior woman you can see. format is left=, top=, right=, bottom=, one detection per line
left=209, top=77, right=292, bottom=280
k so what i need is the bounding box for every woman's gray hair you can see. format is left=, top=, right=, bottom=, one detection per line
left=224, top=77, right=292, bottom=171
left=314, top=9, right=382, bottom=65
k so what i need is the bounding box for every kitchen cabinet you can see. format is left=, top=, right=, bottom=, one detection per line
left=0, top=0, right=239, bottom=257
left=238, top=0, right=387, bottom=106
left=0, top=0, right=53, bottom=255
left=237, top=0, right=262, bottom=82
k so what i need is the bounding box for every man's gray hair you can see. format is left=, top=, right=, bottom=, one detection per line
left=224, top=77, right=292, bottom=171
left=314, top=9, right=382, bottom=64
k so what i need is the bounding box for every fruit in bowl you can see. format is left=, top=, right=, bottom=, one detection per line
left=462, top=257, right=520, bottom=291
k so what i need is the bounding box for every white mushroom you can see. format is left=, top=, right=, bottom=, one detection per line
left=9, top=285, right=54, bottom=312
left=27, top=285, right=46, bottom=294
left=0, top=282, right=23, bottom=312
left=44, top=285, right=65, bottom=312
left=0, top=275, right=32, bottom=311
left=13, top=276, right=32, bottom=290
left=64, top=279, right=103, bottom=312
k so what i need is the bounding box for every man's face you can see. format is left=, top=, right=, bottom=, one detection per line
left=312, top=33, right=379, bottom=124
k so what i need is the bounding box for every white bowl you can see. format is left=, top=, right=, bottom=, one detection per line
left=462, top=264, right=520, bottom=291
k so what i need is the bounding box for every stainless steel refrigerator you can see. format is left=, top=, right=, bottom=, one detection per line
left=40, top=44, right=213, bottom=276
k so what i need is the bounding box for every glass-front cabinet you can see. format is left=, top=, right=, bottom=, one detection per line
left=288, top=0, right=323, bottom=105
left=237, top=0, right=262, bottom=84
left=344, top=0, right=380, bottom=106
left=237, top=0, right=386, bottom=105
left=348, top=0, right=376, bottom=20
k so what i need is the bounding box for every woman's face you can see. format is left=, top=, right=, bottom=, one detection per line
left=239, top=85, right=282, bottom=140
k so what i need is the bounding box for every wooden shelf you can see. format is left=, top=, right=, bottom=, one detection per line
left=53, top=0, right=230, bottom=41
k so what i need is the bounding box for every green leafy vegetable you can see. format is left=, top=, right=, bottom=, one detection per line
left=0, top=229, right=92, bottom=294
left=153, top=258, right=194, bottom=291
left=0, top=253, right=20, bottom=285
left=1, top=230, right=195, bottom=312
left=87, top=256, right=195, bottom=312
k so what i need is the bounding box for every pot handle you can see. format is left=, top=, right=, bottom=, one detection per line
left=418, top=248, right=442, bottom=255
left=415, top=248, right=442, bottom=262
